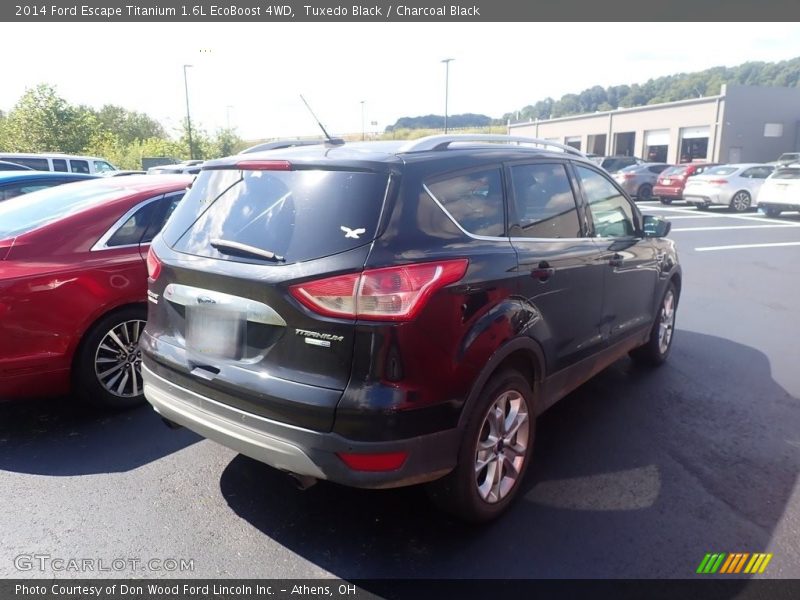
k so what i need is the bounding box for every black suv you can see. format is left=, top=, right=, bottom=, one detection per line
left=142, top=135, right=681, bottom=522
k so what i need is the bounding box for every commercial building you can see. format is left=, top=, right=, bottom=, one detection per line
left=508, top=84, right=800, bottom=164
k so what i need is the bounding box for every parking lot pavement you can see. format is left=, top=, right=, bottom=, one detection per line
left=1, top=202, right=799, bottom=580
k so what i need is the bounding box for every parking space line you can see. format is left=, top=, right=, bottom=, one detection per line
left=660, top=215, right=718, bottom=219
left=641, top=205, right=799, bottom=226
left=673, top=224, right=800, bottom=232
left=695, top=241, right=800, bottom=252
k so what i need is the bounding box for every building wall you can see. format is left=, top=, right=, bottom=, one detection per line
left=509, top=85, right=800, bottom=164
left=719, top=85, right=800, bottom=163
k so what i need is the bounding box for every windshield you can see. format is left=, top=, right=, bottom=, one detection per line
left=0, top=181, right=126, bottom=239
left=661, top=166, right=688, bottom=177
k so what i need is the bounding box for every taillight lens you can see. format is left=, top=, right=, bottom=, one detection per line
left=708, top=179, right=728, bottom=185
left=337, top=451, right=408, bottom=472
left=146, top=247, right=162, bottom=281
left=289, top=259, right=468, bottom=322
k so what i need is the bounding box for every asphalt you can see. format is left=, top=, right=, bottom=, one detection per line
left=1, top=201, right=798, bottom=580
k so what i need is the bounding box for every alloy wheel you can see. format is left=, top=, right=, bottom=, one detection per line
left=658, top=290, right=676, bottom=354
left=94, top=319, right=146, bottom=398
left=474, top=390, right=530, bottom=503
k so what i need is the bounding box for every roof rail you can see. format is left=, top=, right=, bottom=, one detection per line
left=397, top=134, right=586, bottom=157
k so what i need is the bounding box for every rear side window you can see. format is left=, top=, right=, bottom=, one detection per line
left=509, top=163, right=581, bottom=238
left=662, top=166, right=688, bottom=177
left=52, top=159, right=68, bottom=172
left=741, top=166, right=773, bottom=179
left=11, top=157, right=49, bottom=170
left=70, top=160, right=90, bottom=174
left=648, top=165, right=669, bottom=174
left=426, top=168, right=504, bottom=236
left=705, top=166, right=738, bottom=176
left=167, top=169, right=389, bottom=264
left=106, top=197, right=165, bottom=247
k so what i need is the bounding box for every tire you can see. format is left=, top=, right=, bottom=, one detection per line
left=660, top=198, right=673, bottom=205
left=729, top=191, right=751, bottom=213
left=74, top=305, right=148, bottom=409
left=696, top=203, right=711, bottom=211
left=637, top=184, right=653, bottom=201
left=630, top=282, right=678, bottom=367
left=763, top=206, right=782, bottom=218
left=426, top=369, right=535, bottom=523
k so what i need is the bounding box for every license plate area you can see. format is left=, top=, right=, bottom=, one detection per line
left=185, top=304, right=247, bottom=360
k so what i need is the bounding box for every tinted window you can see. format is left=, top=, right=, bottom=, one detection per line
left=427, top=168, right=504, bottom=236
left=0, top=182, right=126, bottom=238
left=648, top=165, right=670, bottom=174
left=142, top=193, right=183, bottom=243
left=661, top=166, right=688, bottom=177
left=168, top=169, right=388, bottom=264
left=510, top=163, right=581, bottom=238
left=106, top=197, right=164, bottom=247
left=741, top=167, right=773, bottom=179
left=575, top=165, right=636, bottom=238
left=10, top=158, right=49, bottom=170
left=52, top=159, right=68, bottom=172
left=70, top=160, right=90, bottom=174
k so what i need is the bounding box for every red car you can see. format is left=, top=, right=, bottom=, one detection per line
left=0, top=175, right=191, bottom=407
left=654, top=163, right=719, bottom=204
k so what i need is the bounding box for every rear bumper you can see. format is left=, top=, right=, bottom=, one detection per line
left=684, top=192, right=727, bottom=206
left=142, top=363, right=460, bottom=488
left=653, top=185, right=683, bottom=199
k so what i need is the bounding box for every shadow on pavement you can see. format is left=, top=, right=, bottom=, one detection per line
left=219, top=330, right=799, bottom=579
left=0, top=396, right=200, bottom=475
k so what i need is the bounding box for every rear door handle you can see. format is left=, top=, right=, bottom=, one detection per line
left=531, top=261, right=555, bottom=282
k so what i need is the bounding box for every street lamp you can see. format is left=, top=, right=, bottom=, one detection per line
left=360, top=100, right=365, bottom=141
left=183, top=64, right=195, bottom=160
left=441, top=58, right=454, bottom=133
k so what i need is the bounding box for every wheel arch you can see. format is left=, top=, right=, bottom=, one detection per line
left=69, top=302, right=148, bottom=376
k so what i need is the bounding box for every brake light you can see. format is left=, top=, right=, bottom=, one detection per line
left=146, top=247, right=162, bottom=281
left=337, top=451, right=408, bottom=472
left=289, top=259, right=468, bottom=321
left=708, top=179, right=728, bottom=185
left=234, top=160, right=293, bottom=171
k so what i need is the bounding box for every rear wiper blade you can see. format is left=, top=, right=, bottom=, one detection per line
left=210, top=239, right=285, bottom=262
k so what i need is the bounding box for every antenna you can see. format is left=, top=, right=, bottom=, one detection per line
left=299, top=95, right=344, bottom=146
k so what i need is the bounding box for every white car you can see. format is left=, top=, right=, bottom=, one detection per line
left=758, top=164, right=800, bottom=217
left=683, top=164, right=774, bottom=212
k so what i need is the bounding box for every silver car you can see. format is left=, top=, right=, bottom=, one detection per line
left=683, top=164, right=775, bottom=212
left=612, top=163, right=670, bottom=200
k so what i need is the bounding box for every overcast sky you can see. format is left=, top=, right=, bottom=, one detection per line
left=2, top=23, right=800, bottom=140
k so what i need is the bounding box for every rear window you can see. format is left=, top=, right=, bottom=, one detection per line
left=661, top=166, right=688, bottom=177
left=10, top=157, right=49, bottom=170
left=0, top=182, right=125, bottom=239
left=704, top=166, right=738, bottom=176
left=166, top=168, right=389, bottom=264
left=771, top=168, right=800, bottom=180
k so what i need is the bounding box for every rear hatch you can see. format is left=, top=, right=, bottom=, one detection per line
left=761, top=167, right=800, bottom=203
left=144, top=160, right=393, bottom=431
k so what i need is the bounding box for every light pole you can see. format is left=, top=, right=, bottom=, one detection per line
left=360, top=100, right=365, bottom=141
left=441, top=58, right=454, bottom=133
left=183, top=64, right=195, bottom=160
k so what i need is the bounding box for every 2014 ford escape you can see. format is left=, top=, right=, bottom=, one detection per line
left=141, top=135, right=681, bottom=522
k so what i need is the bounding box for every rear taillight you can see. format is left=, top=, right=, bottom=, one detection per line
left=337, top=451, right=408, bottom=472
left=289, top=259, right=468, bottom=322
left=708, top=179, right=728, bottom=185
left=146, top=247, right=162, bottom=281
left=622, top=173, right=636, bottom=179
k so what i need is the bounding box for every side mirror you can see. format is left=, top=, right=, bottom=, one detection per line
left=643, top=214, right=671, bottom=238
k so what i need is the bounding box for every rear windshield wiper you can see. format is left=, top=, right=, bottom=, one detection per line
left=210, top=239, right=285, bottom=262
